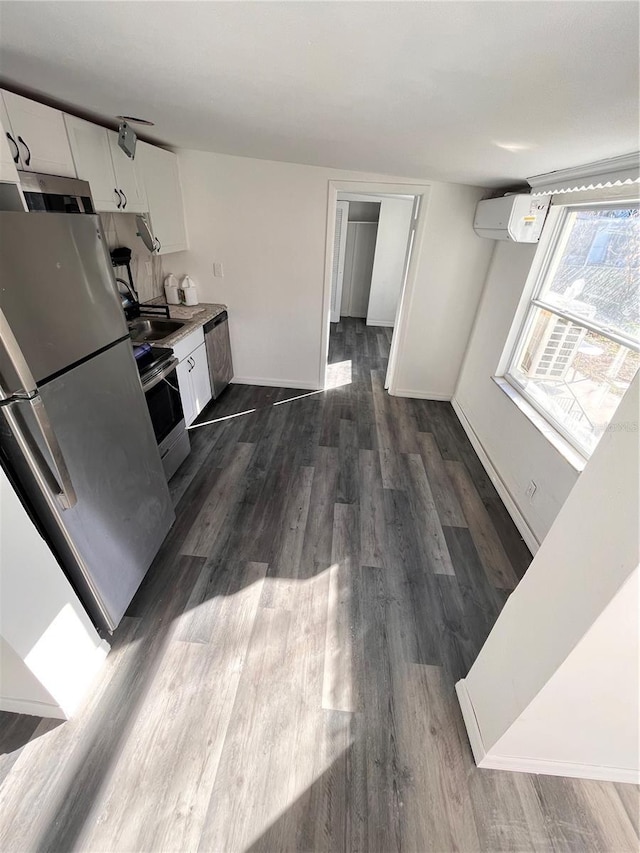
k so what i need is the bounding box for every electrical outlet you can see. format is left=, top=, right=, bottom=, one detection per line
left=213, top=262, right=224, bottom=278
left=526, top=480, right=537, bottom=502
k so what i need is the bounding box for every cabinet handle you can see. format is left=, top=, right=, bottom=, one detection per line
left=188, top=357, right=195, bottom=371
left=5, top=132, right=19, bottom=164
left=17, top=136, right=31, bottom=166
left=154, top=237, right=161, bottom=253
left=115, top=188, right=122, bottom=209
left=120, top=189, right=127, bottom=209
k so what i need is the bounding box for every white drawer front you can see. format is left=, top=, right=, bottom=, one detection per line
left=172, top=326, right=205, bottom=363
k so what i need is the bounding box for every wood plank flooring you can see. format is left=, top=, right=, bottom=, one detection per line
left=0, top=317, right=637, bottom=852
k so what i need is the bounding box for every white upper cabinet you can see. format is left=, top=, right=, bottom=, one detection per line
left=107, top=132, right=147, bottom=214
left=0, top=98, right=20, bottom=184
left=1, top=90, right=187, bottom=248
left=136, top=141, right=188, bottom=254
left=1, top=90, right=76, bottom=177
left=66, top=116, right=148, bottom=214
left=65, top=116, right=121, bottom=212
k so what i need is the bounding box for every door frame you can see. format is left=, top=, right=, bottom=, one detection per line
left=320, top=180, right=432, bottom=392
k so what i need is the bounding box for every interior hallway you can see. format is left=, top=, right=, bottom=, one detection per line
left=0, top=319, right=637, bottom=852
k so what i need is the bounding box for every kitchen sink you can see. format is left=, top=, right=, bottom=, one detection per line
left=128, top=317, right=186, bottom=342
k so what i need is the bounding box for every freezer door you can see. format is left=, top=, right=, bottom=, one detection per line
left=0, top=212, right=128, bottom=392
left=0, top=339, right=174, bottom=631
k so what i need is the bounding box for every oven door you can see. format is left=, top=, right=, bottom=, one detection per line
left=143, top=358, right=184, bottom=447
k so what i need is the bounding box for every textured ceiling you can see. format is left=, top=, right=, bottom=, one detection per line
left=0, top=1, right=638, bottom=187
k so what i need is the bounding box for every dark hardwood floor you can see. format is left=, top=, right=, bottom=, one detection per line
left=0, top=318, right=637, bottom=852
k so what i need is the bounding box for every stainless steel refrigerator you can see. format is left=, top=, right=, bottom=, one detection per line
left=0, top=212, right=175, bottom=633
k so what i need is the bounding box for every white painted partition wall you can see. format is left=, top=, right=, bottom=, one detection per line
left=457, top=372, right=640, bottom=784
left=0, top=469, right=109, bottom=719
left=162, top=150, right=492, bottom=394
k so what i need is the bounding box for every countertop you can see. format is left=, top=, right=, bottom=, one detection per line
left=143, top=298, right=227, bottom=348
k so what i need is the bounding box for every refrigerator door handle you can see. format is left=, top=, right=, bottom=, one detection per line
left=29, top=396, right=78, bottom=509
left=0, top=307, right=37, bottom=398
left=4, top=398, right=78, bottom=510
left=1, top=309, right=77, bottom=509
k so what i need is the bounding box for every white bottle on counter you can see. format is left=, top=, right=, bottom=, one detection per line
left=164, top=274, right=181, bottom=305
left=180, top=275, right=199, bottom=306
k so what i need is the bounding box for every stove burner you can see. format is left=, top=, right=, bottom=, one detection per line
left=132, top=344, right=174, bottom=382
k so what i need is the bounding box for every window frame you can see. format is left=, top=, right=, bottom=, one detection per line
left=502, top=199, right=640, bottom=461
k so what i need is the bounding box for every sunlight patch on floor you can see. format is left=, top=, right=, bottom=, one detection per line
left=326, top=359, right=352, bottom=388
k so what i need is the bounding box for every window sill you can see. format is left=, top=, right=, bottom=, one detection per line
left=492, top=376, right=587, bottom=473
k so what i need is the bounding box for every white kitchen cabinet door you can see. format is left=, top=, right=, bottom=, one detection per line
left=190, top=343, right=212, bottom=417
left=176, top=342, right=212, bottom=426
left=137, top=141, right=188, bottom=254
left=176, top=357, right=197, bottom=427
left=1, top=91, right=76, bottom=177
left=107, top=132, right=147, bottom=214
left=0, top=100, right=20, bottom=184
left=65, top=116, right=120, bottom=212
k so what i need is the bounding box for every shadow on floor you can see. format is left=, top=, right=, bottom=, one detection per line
left=5, top=319, right=541, bottom=851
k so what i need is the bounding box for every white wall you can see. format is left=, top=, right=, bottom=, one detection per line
left=493, top=568, right=639, bottom=773
left=163, top=150, right=491, bottom=394
left=458, top=372, right=640, bottom=783
left=454, top=240, right=580, bottom=544
left=0, top=636, right=59, bottom=715
left=0, top=468, right=109, bottom=718
left=390, top=182, right=495, bottom=399
left=366, top=196, right=414, bottom=327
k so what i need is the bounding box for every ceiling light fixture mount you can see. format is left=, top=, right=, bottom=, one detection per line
left=116, top=115, right=155, bottom=127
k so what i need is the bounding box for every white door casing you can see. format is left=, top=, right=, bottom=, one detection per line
left=385, top=194, right=421, bottom=389
left=321, top=180, right=431, bottom=392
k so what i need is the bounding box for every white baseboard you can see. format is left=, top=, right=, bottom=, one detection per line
left=367, top=319, right=395, bottom=328
left=451, top=398, right=540, bottom=554
left=231, top=377, right=320, bottom=391
left=455, top=678, right=487, bottom=766
left=0, top=696, right=67, bottom=720
left=456, top=679, right=640, bottom=785
left=390, top=388, right=452, bottom=400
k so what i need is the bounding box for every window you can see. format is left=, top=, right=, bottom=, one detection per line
left=505, top=203, right=639, bottom=458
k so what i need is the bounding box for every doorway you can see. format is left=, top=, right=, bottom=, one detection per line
left=327, top=190, right=420, bottom=389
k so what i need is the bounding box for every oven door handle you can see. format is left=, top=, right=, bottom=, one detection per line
left=142, top=357, right=178, bottom=392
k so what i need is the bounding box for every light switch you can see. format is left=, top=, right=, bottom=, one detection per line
left=213, top=262, right=224, bottom=278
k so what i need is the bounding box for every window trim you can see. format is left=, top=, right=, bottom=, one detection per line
left=501, top=199, right=639, bottom=461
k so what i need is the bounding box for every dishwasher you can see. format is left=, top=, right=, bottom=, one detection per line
left=204, top=311, right=234, bottom=399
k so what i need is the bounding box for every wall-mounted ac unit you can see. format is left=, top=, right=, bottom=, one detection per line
left=473, top=194, right=550, bottom=242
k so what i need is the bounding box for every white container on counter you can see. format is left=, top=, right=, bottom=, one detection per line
left=164, top=274, right=181, bottom=305
left=180, top=275, right=199, bottom=306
